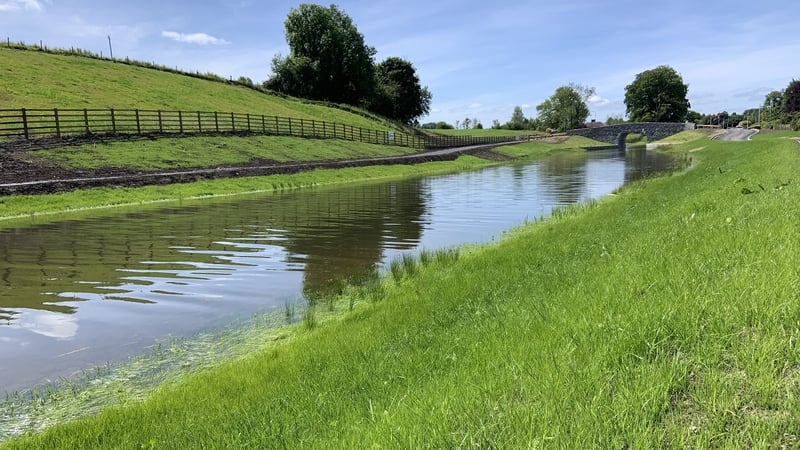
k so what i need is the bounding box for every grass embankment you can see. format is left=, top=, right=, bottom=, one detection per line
left=27, top=135, right=419, bottom=170
left=3, top=133, right=799, bottom=447
left=0, top=136, right=596, bottom=227
left=0, top=155, right=489, bottom=227
left=1, top=47, right=419, bottom=168
left=0, top=47, right=391, bottom=131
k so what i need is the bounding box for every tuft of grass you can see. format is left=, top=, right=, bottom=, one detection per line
left=388, top=258, right=404, bottom=283
left=303, top=305, right=318, bottom=330
left=400, top=253, right=418, bottom=278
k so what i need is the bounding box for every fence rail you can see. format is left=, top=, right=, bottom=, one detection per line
left=0, top=108, right=528, bottom=151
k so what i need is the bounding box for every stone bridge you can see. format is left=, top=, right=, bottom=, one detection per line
left=566, top=122, right=693, bottom=149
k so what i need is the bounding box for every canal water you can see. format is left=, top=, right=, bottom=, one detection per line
left=0, top=149, right=675, bottom=392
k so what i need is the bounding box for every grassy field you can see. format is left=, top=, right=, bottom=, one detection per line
left=0, top=47, right=395, bottom=131
left=3, top=132, right=799, bottom=448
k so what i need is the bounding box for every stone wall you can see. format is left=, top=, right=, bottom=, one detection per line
left=567, top=122, right=692, bottom=147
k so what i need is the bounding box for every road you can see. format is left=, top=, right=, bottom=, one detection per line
left=713, top=128, right=758, bottom=141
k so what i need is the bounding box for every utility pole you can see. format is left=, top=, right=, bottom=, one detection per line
left=107, top=35, right=113, bottom=59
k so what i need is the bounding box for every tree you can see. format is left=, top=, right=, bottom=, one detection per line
left=507, top=106, right=527, bottom=130
left=536, top=83, right=595, bottom=131
left=685, top=110, right=703, bottom=124
left=783, top=79, right=800, bottom=115
left=761, top=90, right=785, bottom=125
left=265, top=4, right=376, bottom=106
left=624, top=65, right=690, bottom=122
left=369, top=57, right=431, bottom=124
left=742, top=108, right=760, bottom=125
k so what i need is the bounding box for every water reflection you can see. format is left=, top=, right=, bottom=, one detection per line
left=0, top=149, right=677, bottom=390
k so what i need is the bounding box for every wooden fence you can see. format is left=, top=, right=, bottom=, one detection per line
left=0, top=108, right=527, bottom=150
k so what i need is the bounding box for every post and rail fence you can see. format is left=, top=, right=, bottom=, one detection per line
left=0, top=108, right=530, bottom=152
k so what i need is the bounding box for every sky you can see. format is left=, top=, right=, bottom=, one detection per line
left=2, top=0, right=799, bottom=126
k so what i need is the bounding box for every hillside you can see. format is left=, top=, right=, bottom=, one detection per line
left=0, top=46, right=396, bottom=132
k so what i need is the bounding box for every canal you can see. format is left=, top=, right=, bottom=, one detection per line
left=0, top=149, right=676, bottom=392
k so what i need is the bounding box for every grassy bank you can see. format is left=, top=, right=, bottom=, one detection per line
left=3, top=132, right=798, bottom=447
left=26, top=135, right=418, bottom=171
left=0, top=155, right=490, bottom=227
left=0, top=137, right=596, bottom=228
left=0, top=47, right=392, bottom=131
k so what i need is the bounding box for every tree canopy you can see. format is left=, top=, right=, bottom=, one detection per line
left=624, top=66, right=690, bottom=122
left=369, top=57, right=432, bottom=124
left=783, top=79, right=800, bottom=115
left=265, top=4, right=376, bottom=106
left=536, top=83, right=595, bottom=131
left=264, top=4, right=432, bottom=124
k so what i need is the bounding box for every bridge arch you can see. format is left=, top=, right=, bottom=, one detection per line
left=616, top=129, right=651, bottom=149
left=567, top=122, right=691, bottom=150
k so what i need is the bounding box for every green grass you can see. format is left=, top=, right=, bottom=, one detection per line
left=654, top=129, right=719, bottom=145
left=0, top=47, right=395, bottom=132
left=0, top=154, right=500, bottom=228
left=4, top=133, right=800, bottom=447
left=426, top=128, right=544, bottom=137
left=496, top=136, right=610, bottom=158
left=27, top=136, right=418, bottom=170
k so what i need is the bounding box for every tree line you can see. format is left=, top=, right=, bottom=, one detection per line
left=477, top=65, right=692, bottom=132
left=439, top=65, right=799, bottom=133
left=695, top=79, right=800, bottom=130
left=264, top=4, right=431, bottom=125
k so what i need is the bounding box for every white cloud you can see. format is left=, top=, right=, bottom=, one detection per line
left=0, top=0, right=43, bottom=12
left=161, top=30, right=229, bottom=45
left=588, top=94, right=610, bottom=107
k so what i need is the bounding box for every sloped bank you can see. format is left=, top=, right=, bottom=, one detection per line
left=4, top=134, right=799, bottom=448
left=0, top=144, right=511, bottom=196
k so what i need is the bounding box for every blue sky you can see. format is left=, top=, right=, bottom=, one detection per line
left=2, top=0, right=798, bottom=126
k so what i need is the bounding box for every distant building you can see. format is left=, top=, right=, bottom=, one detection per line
left=584, top=119, right=605, bottom=128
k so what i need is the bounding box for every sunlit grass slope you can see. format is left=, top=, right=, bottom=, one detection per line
left=4, top=133, right=800, bottom=447
left=0, top=47, right=393, bottom=131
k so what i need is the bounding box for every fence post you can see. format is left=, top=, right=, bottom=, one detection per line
left=135, top=109, right=141, bottom=134
left=230, top=112, right=235, bottom=132
left=110, top=108, right=116, bottom=134
left=246, top=113, right=251, bottom=132
left=300, top=119, right=305, bottom=137
left=54, top=108, right=61, bottom=138
left=84, top=108, right=89, bottom=134
left=178, top=110, right=184, bottom=133
left=214, top=111, right=219, bottom=132
left=197, top=111, right=202, bottom=133
left=21, top=108, right=29, bottom=139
